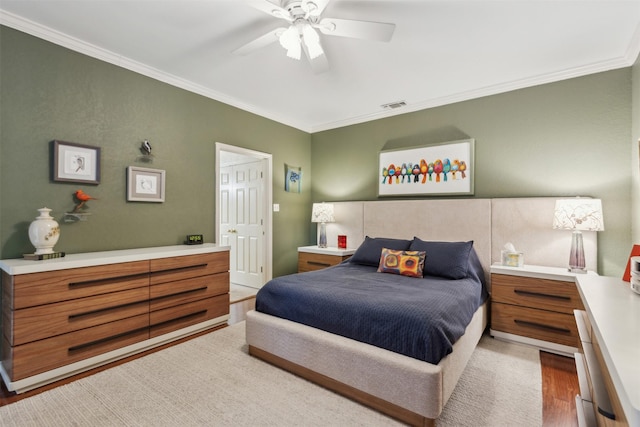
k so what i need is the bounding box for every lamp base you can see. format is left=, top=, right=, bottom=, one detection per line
left=568, top=230, right=586, bottom=273
left=568, top=267, right=587, bottom=274
left=318, top=222, right=328, bottom=248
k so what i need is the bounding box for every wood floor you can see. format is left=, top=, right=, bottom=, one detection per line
left=1, top=295, right=580, bottom=426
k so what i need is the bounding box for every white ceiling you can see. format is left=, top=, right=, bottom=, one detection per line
left=1, top=1, right=640, bottom=133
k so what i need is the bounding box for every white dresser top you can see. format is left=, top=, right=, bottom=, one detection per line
left=0, top=243, right=230, bottom=275
left=575, top=275, right=640, bottom=426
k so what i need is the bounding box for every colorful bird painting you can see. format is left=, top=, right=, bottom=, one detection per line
left=380, top=157, right=468, bottom=185
left=73, top=189, right=98, bottom=212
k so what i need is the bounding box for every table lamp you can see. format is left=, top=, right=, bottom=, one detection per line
left=552, top=198, right=604, bottom=273
left=311, top=203, right=335, bottom=248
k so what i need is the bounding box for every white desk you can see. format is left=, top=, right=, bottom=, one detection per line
left=575, top=275, right=640, bottom=426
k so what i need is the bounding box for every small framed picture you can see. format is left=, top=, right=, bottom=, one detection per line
left=127, top=166, right=165, bottom=202
left=52, top=140, right=101, bottom=184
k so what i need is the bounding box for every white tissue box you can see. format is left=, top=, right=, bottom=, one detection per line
left=501, top=251, right=524, bottom=267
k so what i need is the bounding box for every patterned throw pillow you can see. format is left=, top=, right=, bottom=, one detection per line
left=377, top=248, right=426, bottom=278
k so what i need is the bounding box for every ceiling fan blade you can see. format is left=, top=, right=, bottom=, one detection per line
left=317, top=18, right=395, bottom=42
left=232, top=27, right=287, bottom=56
left=246, top=0, right=293, bottom=21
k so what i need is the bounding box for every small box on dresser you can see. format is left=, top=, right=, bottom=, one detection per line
left=490, top=264, right=590, bottom=356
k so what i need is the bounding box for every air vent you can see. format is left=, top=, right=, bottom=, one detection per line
left=381, top=100, right=407, bottom=110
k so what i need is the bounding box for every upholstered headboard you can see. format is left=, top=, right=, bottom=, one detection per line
left=325, top=197, right=598, bottom=287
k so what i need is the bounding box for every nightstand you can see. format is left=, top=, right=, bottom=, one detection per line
left=297, top=246, right=355, bottom=273
left=490, top=264, right=592, bottom=356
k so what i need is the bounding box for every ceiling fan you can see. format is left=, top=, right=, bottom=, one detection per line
left=232, top=0, right=396, bottom=73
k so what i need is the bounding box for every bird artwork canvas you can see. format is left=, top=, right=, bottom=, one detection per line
left=378, top=139, right=474, bottom=197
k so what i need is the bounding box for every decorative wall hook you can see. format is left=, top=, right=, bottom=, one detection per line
left=137, top=139, right=154, bottom=163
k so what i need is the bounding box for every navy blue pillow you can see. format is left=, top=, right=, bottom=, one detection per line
left=349, top=236, right=412, bottom=267
left=409, top=237, right=473, bottom=279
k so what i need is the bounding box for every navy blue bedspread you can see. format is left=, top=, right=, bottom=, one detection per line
left=255, top=258, right=487, bottom=364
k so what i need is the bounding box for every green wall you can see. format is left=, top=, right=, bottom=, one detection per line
left=1, top=25, right=636, bottom=278
left=311, top=70, right=633, bottom=277
left=0, top=26, right=311, bottom=277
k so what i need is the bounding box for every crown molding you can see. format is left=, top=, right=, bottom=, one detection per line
left=2, top=10, right=638, bottom=135
left=0, top=9, right=312, bottom=132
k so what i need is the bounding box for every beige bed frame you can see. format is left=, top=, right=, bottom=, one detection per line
left=246, top=198, right=597, bottom=426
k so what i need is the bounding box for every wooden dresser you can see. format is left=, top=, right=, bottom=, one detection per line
left=0, top=244, right=229, bottom=393
left=297, top=246, right=355, bottom=273
left=490, top=264, right=588, bottom=356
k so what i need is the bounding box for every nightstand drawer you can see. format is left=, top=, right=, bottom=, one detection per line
left=298, top=252, right=349, bottom=272
left=492, top=273, right=584, bottom=314
left=492, top=302, right=580, bottom=347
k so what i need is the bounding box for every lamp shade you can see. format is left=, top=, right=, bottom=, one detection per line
left=311, top=203, right=335, bottom=223
left=552, top=198, right=604, bottom=231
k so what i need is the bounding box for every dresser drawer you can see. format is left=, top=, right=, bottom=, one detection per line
left=149, top=294, right=229, bottom=338
left=150, top=253, right=230, bottom=285
left=7, top=261, right=149, bottom=309
left=10, top=287, right=150, bottom=346
left=492, top=302, right=580, bottom=347
left=492, top=274, right=584, bottom=314
left=7, top=314, right=150, bottom=380
left=149, top=273, right=229, bottom=311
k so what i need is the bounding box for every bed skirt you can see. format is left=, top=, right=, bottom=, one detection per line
left=245, top=301, right=488, bottom=426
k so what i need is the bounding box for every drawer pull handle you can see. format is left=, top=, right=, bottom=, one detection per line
left=151, top=310, right=208, bottom=328
left=308, top=261, right=331, bottom=267
left=69, top=273, right=148, bottom=288
left=68, top=300, right=147, bottom=320
left=514, top=319, right=571, bottom=334
left=513, top=289, right=571, bottom=301
left=68, top=326, right=148, bottom=352
left=152, top=263, right=208, bottom=274
left=150, top=286, right=208, bottom=301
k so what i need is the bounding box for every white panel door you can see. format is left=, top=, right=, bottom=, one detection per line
left=220, top=161, right=264, bottom=288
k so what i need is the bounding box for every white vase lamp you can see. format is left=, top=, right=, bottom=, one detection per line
left=552, top=198, right=604, bottom=273
left=311, top=203, right=335, bottom=248
left=28, top=207, right=60, bottom=255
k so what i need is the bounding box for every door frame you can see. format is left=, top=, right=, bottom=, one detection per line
left=215, top=142, right=273, bottom=285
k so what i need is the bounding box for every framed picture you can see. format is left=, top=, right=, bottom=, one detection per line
left=127, top=166, right=165, bottom=202
left=52, top=140, right=101, bottom=184
left=378, top=139, right=474, bottom=197
left=284, top=163, right=302, bottom=193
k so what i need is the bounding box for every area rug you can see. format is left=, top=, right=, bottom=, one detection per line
left=0, top=322, right=541, bottom=426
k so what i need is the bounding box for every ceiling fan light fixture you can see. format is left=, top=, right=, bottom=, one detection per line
left=302, top=24, right=323, bottom=59
left=279, top=25, right=302, bottom=60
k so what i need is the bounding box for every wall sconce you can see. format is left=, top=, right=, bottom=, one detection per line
left=552, top=198, right=604, bottom=273
left=311, top=202, right=335, bottom=248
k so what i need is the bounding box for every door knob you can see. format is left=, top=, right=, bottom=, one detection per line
left=227, top=229, right=237, bottom=233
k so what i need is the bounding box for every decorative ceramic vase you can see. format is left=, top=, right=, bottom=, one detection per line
left=28, top=208, right=60, bottom=254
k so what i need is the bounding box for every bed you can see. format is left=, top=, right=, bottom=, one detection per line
left=245, top=198, right=597, bottom=426
left=247, top=199, right=493, bottom=426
